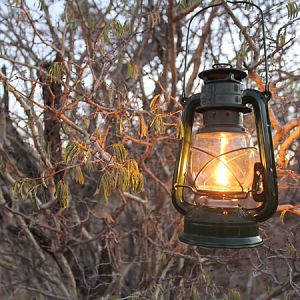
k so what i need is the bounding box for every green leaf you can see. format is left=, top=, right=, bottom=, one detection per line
left=224, top=290, right=241, bottom=300
left=71, top=166, right=85, bottom=185
left=64, top=141, right=79, bottom=163
left=103, top=24, right=110, bottom=43
left=115, top=166, right=131, bottom=192
left=26, top=180, right=41, bottom=209
left=176, top=119, right=184, bottom=139
left=150, top=115, right=165, bottom=134
left=84, top=157, right=96, bottom=173
left=202, top=272, right=212, bottom=286
left=38, top=0, right=45, bottom=10
left=118, top=117, right=124, bottom=134
left=48, top=62, right=65, bottom=83
left=104, top=19, right=132, bottom=41
left=97, top=171, right=115, bottom=202
left=243, top=0, right=253, bottom=11
left=13, top=179, right=41, bottom=209
left=56, top=180, right=69, bottom=208
left=177, top=0, right=203, bottom=11
left=113, top=143, right=128, bottom=163
left=287, top=1, right=299, bottom=20
left=131, top=173, right=144, bottom=193
left=287, top=243, right=297, bottom=258
left=10, top=0, right=20, bottom=6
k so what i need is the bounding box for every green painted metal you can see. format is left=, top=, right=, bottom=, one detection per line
left=172, top=68, right=278, bottom=248
left=172, top=95, right=199, bottom=215
left=179, top=206, right=262, bottom=248
left=198, top=66, right=250, bottom=112
left=243, top=89, right=278, bottom=221
left=172, top=1, right=277, bottom=248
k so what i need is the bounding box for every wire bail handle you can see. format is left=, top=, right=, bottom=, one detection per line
left=181, top=1, right=270, bottom=103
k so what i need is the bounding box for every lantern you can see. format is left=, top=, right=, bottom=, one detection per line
left=172, top=2, right=278, bottom=248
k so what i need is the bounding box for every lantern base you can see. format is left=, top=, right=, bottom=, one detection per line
left=179, top=206, right=263, bottom=248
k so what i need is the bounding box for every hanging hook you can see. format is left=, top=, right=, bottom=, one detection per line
left=181, top=1, right=270, bottom=104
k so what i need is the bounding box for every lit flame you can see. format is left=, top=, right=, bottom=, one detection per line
left=216, top=160, right=229, bottom=187
left=215, top=135, right=229, bottom=188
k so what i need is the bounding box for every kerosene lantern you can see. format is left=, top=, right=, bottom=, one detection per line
left=172, top=2, right=278, bottom=248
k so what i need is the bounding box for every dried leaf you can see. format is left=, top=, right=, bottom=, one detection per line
left=127, top=61, right=139, bottom=78
left=127, top=160, right=144, bottom=193
left=176, top=119, right=184, bottom=139
left=56, top=180, right=69, bottom=208
left=41, top=169, right=48, bottom=188
left=287, top=243, right=297, bottom=258
left=236, top=42, right=248, bottom=68
left=128, top=159, right=139, bottom=174
left=278, top=33, right=286, bottom=48
left=95, top=128, right=104, bottom=148
left=138, top=114, right=148, bottom=138
left=147, top=11, right=160, bottom=28
left=279, top=209, right=288, bottom=224
left=150, top=94, right=162, bottom=113
left=71, top=166, right=85, bottom=185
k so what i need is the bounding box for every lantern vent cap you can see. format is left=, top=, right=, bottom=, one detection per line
left=199, top=63, right=247, bottom=82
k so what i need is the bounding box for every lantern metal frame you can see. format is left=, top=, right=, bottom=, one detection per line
left=172, top=1, right=278, bottom=248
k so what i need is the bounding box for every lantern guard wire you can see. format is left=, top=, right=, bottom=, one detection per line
left=190, top=145, right=258, bottom=195
left=174, top=146, right=263, bottom=200
left=181, top=1, right=270, bottom=104
left=192, top=146, right=256, bottom=192
left=173, top=183, right=252, bottom=199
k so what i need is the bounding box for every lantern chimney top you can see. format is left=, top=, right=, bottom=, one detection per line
left=199, top=63, right=247, bottom=82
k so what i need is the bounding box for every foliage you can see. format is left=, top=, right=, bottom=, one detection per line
left=0, top=0, right=299, bottom=299
left=287, top=1, right=299, bottom=20
left=48, top=62, right=65, bottom=83
left=56, top=180, right=69, bottom=208
left=224, top=290, right=241, bottom=300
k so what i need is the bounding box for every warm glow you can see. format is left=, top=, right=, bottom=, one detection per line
left=190, top=131, right=259, bottom=194
left=215, top=160, right=229, bottom=187
left=215, top=136, right=229, bottom=188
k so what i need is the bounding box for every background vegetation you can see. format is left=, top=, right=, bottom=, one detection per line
left=0, top=0, right=299, bottom=299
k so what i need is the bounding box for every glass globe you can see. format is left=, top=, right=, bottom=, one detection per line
left=190, top=131, right=259, bottom=196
